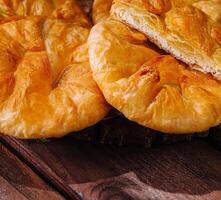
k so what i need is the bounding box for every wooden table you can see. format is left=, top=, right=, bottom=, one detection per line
left=1, top=134, right=221, bottom=200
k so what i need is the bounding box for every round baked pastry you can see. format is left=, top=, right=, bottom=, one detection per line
left=0, top=0, right=110, bottom=139
left=111, top=0, right=221, bottom=80
left=88, top=18, right=221, bottom=134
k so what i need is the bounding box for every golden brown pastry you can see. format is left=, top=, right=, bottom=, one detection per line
left=0, top=0, right=110, bottom=139
left=88, top=17, right=221, bottom=134
left=0, top=0, right=64, bottom=16
left=0, top=0, right=90, bottom=25
left=92, top=0, right=113, bottom=24
left=193, top=0, right=221, bottom=22
left=111, top=0, right=221, bottom=80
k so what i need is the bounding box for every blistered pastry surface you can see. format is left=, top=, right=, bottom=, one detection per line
left=0, top=0, right=109, bottom=138
left=92, top=0, right=113, bottom=23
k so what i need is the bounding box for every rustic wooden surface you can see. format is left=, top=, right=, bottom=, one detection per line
left=1, top=135, right=221, bottom=200
left=0, top=142, right=64, bottom=200
left=0, top=136, right=81, bottom=200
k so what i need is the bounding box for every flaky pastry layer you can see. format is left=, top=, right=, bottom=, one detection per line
left=92, top=0, right=113, bottom=24
left=111, top=0, right=221, bottom=80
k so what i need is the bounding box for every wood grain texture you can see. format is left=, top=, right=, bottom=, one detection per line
left=0, top=136, right=81, bottom=200
left=0, top=142, right=64, bottom=200
left=1, top=135, right=221, bottom=200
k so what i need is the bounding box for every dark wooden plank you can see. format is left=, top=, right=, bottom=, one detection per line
left=1, top=135, right=221, bottom=200
left=0, top=136, right=82, bottom=200
left=208, top=126, right=221, bottom=149
left=0, top=142, right=64, bottom=200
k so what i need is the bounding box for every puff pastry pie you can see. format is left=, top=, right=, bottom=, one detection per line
left=0, top=0, right=109, bottom=139
left=111, top=0, right=221, bottom=80
left=88, top=15, right=221, bottom=133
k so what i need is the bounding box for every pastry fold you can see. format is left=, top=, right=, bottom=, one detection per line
left=93, top=0, right=113, bottom=23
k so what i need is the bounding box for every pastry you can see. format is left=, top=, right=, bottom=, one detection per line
left=0, top=0, right=110, bottom=139
left=92, top=0, right=113, bottom=23
left=111, top=0, right=221, bottom=80
left=193, top=0, right=221, bottom=22
left=88, top=16, right=221, bottom=133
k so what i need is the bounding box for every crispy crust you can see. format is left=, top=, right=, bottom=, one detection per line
left=111, top=0, right=221, bottom=80
left=88, top=19, right=221, bottom=133
left=92, top=0, right=113, bottom=24
left=0, top=0, right=110, bottom=139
